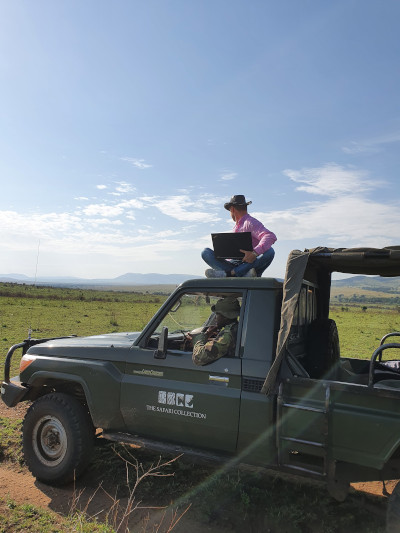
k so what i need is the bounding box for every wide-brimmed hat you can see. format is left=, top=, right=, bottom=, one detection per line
left=211, top=297, right=240, bottom=319
left=224, top=194, right=252, bottom=211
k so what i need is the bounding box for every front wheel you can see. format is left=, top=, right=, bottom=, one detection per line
left=23, top=392, right=94, bottom=485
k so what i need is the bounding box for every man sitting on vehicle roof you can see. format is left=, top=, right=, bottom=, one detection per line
left=192, top=297, right=240, bottom=366
left=202, top=194, right=277, bottom=278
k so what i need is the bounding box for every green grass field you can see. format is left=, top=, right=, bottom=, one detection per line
left=1, top=282, right=400, bottom=377
left=0, top=283, right=168, bottom=377
left=1, top=282, right=399, bottom=377
left=0, top=282, right=397, bottom=532
left=331, top=306, right=400, bottom=359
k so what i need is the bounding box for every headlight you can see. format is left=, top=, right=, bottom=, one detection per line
left=19, top=355, right=37, bottom=374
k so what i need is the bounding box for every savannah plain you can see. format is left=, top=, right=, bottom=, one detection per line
left=1, top=281, right=400, bottom=532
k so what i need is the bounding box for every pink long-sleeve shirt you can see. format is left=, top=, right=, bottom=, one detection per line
left=234, top=213, right=277, bottom=255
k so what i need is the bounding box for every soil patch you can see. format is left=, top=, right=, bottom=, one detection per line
left=0, top=398, right=29, bottom=420
left=0, top=399, right=395, bottom=532
left=0, top=461, right=233, bottom=533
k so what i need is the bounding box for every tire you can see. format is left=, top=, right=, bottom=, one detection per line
left=387, top=481, right=400, bottom=532
left=22, top=393, right=94, bottom=485
left=304, top=318, right=340, bottom=379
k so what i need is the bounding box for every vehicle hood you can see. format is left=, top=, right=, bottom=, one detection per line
left=27, top=331, right=141, bottom=358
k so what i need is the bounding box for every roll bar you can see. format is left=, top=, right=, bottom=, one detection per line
left=4, top=336, right=77, bottom=383
left=368, top=340, right=400, bottom=388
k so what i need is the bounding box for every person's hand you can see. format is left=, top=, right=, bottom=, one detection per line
left=182, top=332, right=194, bottom=351
left=240, top=249, right=257, bottom=263
left=205, top=325, right=218, bottom=338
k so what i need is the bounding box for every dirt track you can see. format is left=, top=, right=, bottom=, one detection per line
left=0, top=458, right=232, bottom=533
left=0, top=400, right=234, bottom=532
left=0, top=400, right=395, bottom=532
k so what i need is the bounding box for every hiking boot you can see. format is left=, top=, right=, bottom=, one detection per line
left=243, top=268, right=257, bottom=278
left=205, top=269, right=227, bottom=278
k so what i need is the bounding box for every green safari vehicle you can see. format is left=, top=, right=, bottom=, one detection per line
left=2, top=246, right=400, bottom=531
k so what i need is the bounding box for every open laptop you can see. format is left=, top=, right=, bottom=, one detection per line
left=211, top=232, right=252, bottom=260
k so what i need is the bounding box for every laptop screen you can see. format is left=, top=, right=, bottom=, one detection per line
left=211, top=232, right=253, bottom=260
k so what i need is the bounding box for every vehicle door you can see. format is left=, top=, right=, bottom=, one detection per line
left=276, top=283, right=400, bottom=477
left=120, top=289, right=245, bottom=453
left=278, top=376, right=400, bottom=478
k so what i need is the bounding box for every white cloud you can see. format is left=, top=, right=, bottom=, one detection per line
left=96, top=184, right=107, bottom=190
left=220, top=172, right=237, bottom=181
left=199, top=193, right=226, bottom=207
left=140, top=195, right=158, bottom=202
left=261, top=195, right=400, bottom=248
left=342, top=131, right=400, bottom=155
left=118, top=198, right=145, bottom=210
left=0, top=209, right=186, bottom=258
left=283, top=164, right=381, bottom=197
left=121, top=157, right=152, bottom=169
left=1, top=169, right=398, bottom=278
left=147, top=194, right=221, bottom=222
left=154, top=229, right=181, bottom=238
left=82, top=204, right=124, bottom=217
left=253, top=164, right=400, bottom=248
left=85, top=218, right=123, bottom=227
left=115, top=181, right=136, bottom=194
left=0, top=211, right=83, bottom=249
left=151, top=196, right=207, bottom=222
left=342, top=142, right=377, bottom=155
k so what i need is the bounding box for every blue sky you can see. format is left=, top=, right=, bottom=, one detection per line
left=1, top=1, right=399, bottom=279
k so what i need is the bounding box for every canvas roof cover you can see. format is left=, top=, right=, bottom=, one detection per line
left=262, top=246, right=400, bottom=394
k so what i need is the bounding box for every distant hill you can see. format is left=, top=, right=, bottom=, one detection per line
left=2, top=272, right=399, bottom=293
left=0, top=272, right=199, bottom=288
left=332, top=275, right=400, bottom=293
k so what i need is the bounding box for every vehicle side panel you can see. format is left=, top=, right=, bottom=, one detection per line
left=20, top=356, right=126, bottom=429
left=237, top=289, right=280, bottom=464
left=281, top=379, right=400, bottom=472
left=121, top=347, right=242, bottom=452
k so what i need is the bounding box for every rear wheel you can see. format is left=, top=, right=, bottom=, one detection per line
left=22, top=392, right=94, bottom=485
left=304, top=318, right=340, bottom=379
left=387, top=481, right=400, bottom=532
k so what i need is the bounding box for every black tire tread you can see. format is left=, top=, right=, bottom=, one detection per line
left=22, top=392, right=94, bottom=485
left=387, top=482, right=400, bottom=532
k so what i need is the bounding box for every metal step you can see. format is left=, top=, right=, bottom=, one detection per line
left=281, top=402, right=326, bottom=414
left=281, top=436, right=325, bottom=448
left=277, top=382, right=332, bottom=478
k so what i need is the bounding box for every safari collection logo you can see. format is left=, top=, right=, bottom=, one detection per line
left=158, top=390, right=193, bottom=408
left=145, top=390, right=206, bottom=419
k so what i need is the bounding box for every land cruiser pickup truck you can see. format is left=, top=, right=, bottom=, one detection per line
left=3, top=246, right=400, bottom=530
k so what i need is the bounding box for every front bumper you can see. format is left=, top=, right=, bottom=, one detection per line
left=2, top=336, right=77, bottom=407
left=1, top=379, right=29, bottom=407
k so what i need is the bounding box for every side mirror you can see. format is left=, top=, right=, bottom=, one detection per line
left=170, top=299, right=182, bottom=313
left=154, top=327, right=168, bottom=359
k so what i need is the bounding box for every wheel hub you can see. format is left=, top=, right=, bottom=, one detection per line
left=43, top=426, right=60, bottom=448
left=32, top=415, right=68, bottom=466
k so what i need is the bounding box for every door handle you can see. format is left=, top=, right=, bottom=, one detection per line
left=209, top=375, right=229, bottom=385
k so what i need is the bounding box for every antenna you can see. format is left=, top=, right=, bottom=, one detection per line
left=28, top=240, right=41, bottom=341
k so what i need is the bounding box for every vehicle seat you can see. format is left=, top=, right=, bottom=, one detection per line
left=373, top=380, right=400, bottom=391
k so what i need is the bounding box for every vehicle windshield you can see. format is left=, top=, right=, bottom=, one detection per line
left=154, top=292, right=242, bottom=335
